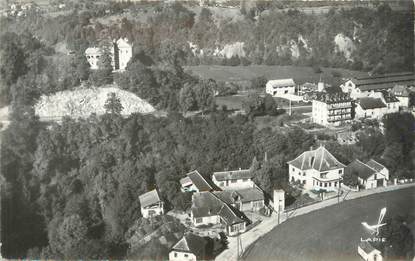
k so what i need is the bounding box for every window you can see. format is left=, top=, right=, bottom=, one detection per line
left=338, top=169, right=343, bottom=174
left=374, top=174, right=377, bottom=180
left=174, top=252, right=177, bottom=257
left=303, top=180, right=306, bottom=185
left=328, top=182, right=331, bottom=187
left=292, top=167, right=295, bottom=172
left=324, top=183, right=327, bottom=187
left=195, top=218, right=203, bottom=224
left=320, top=172, right=328, bottom=179
left=231, top=179, right=237, bottom=183
left=184, top=254, right=188, bottom=258
left=335, top=182, right=338, bottom=187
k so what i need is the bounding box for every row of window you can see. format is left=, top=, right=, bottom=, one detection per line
left=173, top=252, right=189, bottom=258
left=313, top=180, right=338, bottom=187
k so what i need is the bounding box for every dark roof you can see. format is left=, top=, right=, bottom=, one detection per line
left=213, top=188, right=264, bottom=204
left=366, top=159, right=386, bottom=173
left=351, top=72, right=415, bottom=91
left=218, top=204, right=245, bottom=225
left=139, top=189, right=161, bottom=208
left=213, top=169, right=253, bottom=181
left=191, top=192, right=224, bottom=218
left=287, top=146, right=345, bottom=172
left=180, top=170, right=213, bottom=192
left=359, top=241, right=379, bottom=254
left=345, top=160, right=376, bottom=180
left=358, top=97, right=386, bottom=110
left=310, top=92, right=352, bottom=104
left=380, top=91, right=399, bottom=103
left=171, top=234, right=207, bottom=258
left=191, top=192, right=247, bottom=225
left=236, top=187, right=264, bottom=203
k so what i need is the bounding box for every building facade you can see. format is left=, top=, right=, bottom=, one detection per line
left=311, top=92, right=352, bottom=126
left=341, top=72, right=415, bottom=99
left=345, top=159, right=388, bottom=189
left=287, top=146, right=346, bottom=192
left=180, top=170, right=213, bottom=192
left=85, top=38, right=132, bottom=71
left=265, top=79, right=296, bottom=96
left=139, top=189, right=164, bottom=218
left=169, top=234, right=208, bottom=261
left=212, top=169, right=255, bottom=190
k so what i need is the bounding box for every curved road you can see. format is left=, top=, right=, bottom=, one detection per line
left=243, top=187, right=415, bottom=261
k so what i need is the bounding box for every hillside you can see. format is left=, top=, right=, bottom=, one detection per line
left=34, top=85, right=155, bottom=120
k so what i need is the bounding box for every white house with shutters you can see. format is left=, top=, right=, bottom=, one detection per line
left=287, top=146, right=346, bottom=192
left=265, top=79, right=296, bottom=96
left=345, top=159, right=389, bottom=189
left=169, top=234, right=208, bottom=261
left=212, top=169, right=255, bottom=190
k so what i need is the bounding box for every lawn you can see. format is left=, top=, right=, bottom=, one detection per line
left=243, top=187, right=415, bottom=261
left=186, top=65, right=367, bottom=86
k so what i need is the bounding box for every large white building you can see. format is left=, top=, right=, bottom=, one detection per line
left=265, top=79, right=296, bottom=96
left=85, top=38, right=132, bottom=71
left=311, top=92, right=353, bottom=127
left=212, top=169, right=255, bottom=190
left=139, top=189, right=164, bottom=218
left=287, top=146, right=346, bottom=191
left=390, top=85, right=411, bottom=108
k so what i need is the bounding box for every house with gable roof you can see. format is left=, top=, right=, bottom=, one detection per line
left=212, top=169, right=255, bottom=190
left=191, top=192, right=248, bottom=236
left=287, top=146, right=346, bottom=191
left=139, top=189, right=164, bottom=218
left=358, top=241, right=383, bottom=261
left=169, top=233, right=208, bottom=261
left=345, top=159, right=389, bottom=189
left=180, top=170, right=214, bottom=193
left=390, top=85, right=411, bottom=108
left=265, top=79, right=296, bottom=96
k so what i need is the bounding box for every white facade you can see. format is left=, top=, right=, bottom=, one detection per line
left=355, top=105, right=386, bottom=120
left=358, top=172, right=387, bottom=190
left=85, top=47, right=102, bottom=70
left=358, top=244, right=383, bottom=261
left=312, top=99, right=352, bottom=127
left=169, top=251, right=196, bottom=261
left=115, top=38, right=133, bottom=71
left=289, top=165, right=343, bottom=191
left=85, top=38, right=132, bottom=71
left=212, top=175, right=254, bottom=190
left=141, top=203, right=164, bottom=218
left=192, top=215, right=220, bottom=227
left=266, top=79, right=296, bottom=96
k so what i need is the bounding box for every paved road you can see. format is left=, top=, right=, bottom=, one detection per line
left=243, top=187, right=415, bottom=261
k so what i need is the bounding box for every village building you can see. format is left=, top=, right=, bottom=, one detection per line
left=180, top=170, right=214, bottom=193
left=169, top=234, right=208, bottom=261
left=390, top=85, right=411, bottom=108
left=85, top=38, right=132, bottom=71
left=212, top=169, right=255, bottom=190
left=139, top=189, right=164, bottom=218
left=213, top=187, right=265, bottom=212
left=355, top=97, right=387, bottom=120
left=336, top=131, right=357, bottom=145
left=345, top=159, right=389, bottom=189
left=358, top=241, right=383, bottom=261
left=265, top=79, right=296, bottom=96
left=341, top=72, right=415, bottom=99
left=311, top=92, right=353, bottom=127
left=191, top=192, right=248, bottom=236
left=287, top=146, right=346, bottom=192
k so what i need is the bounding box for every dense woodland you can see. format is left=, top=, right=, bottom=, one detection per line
left=0, top=1, right=414, bottom=260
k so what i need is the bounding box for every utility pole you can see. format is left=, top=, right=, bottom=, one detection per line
left=289, top=99, right=292, bottom=116
left=337, top=179, right=341, bottom=203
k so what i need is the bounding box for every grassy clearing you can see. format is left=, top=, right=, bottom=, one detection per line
left=186, top=65, right=367, bottom=86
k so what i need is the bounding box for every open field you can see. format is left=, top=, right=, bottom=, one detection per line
left=186, top=65, right=367, bottom=86
left=243, top=187, right=415, bottom=261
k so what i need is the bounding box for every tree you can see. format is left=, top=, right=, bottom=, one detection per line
left=104, top=92, right=123, bottom=115
left=264, top=94, right=277, bottom=115
left=179, top=84, right=196, bottom=113
left=380, top=215, right=414, bottom=259
left=242, top=93, right=264, bottom=117
left=194, top=80, right=215, bottom=114
left=251, top=75, right=267, bottom=89
left=89, top=48, right=113, bottom=86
